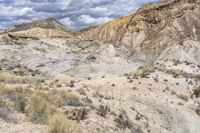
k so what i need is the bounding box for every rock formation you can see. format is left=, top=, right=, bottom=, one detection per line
left=80, top=0, right=200, bottom=62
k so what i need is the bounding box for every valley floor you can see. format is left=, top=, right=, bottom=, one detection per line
left=0, top=59, right=200, bottom=133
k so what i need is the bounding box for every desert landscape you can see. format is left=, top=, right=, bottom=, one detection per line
left=0, top=0, right=200, bottom=133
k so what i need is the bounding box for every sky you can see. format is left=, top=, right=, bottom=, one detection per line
left=0, top=0, right=160, bottom=30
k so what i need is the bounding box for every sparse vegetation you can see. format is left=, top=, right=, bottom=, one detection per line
left=45, top=90, right=82, bottom=107
left=114, top=109, right=133, bottom=129
left=165, top=69, right=182, bottom=78
left=195, top=106, right=200, bottom=116
left=27, top=93, right=56, bottom=124
left=133, top=65, right=156, bottom=78
left=97, top=104, right=110, bottom=117
left=47, top=112, right=80, bottom=133
left=0, top=73, right=31, bottom=84
left=15, top=94, right=26, bottom=113
left=0, top=97, right=12, bottom=121
left=65, top=107, right=88, bottom=121
left=177, top=94, right=189, bottom=102
left=193, top=87, right=200, bottom=98
left=0, top=85, right=30, bottom=113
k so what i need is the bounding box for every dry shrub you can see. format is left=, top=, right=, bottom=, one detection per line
left=65, top=107, right=88, bottom=121
left=46, top=90, right=82, bottom=107
left=47, top=112, right=80, bottom=133
left=97, top=104, right=110, bottom=117
left=165, top=69, right=182, bottom=78
left=114, top=109, right=133, bottom=129
left=15, top=94, right=26, bottom=113
left=0, top=73, right=31, bottom=84
left=0, top=97, right=12, bottom=121
left=177, top=94, right=189, bottom=102
left=195, top=106, right=200, bottom=116
left=0, top=85, right=30, bottom=113
left=193, top=87, right=200, bottom=98
left=133, top=65, right=156, bottom=78
left=27, top=93, right=56, bottom=124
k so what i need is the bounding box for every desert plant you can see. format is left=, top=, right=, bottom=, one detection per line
left=195, top=106, right=200, bottom=116
left=27, top=94, right=56, bottom=124
left=68, top=80, right=76, bottom=88
left=0, top=98, right=11, bottom=121
left=133, top=65, right=155, bottom=78
left=0, top=86, right=30, bottom=113
left=15, top=94, right=26, bottom=113
left=193, top=87, right=200, bottom=98
left=177, top=94, right=189, bottom=102
left=46, top=90, right=82, bottom=107
left=114, top=109, right=132, bottom=129
left=165, top=69, right=182, bottom=78
left=0, top=73, right=31, bottom=84
left=97, top=104, right=110, bottom=117
left=47, top=112, right=80, bottom=133
left=65, top=107, right=88, bottom=121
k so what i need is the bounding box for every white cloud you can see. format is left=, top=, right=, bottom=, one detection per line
left=78, top=15, right=113, bottom=25
left=60, top=17, right=73, bottom=27
left=0, top=0, right=160, bottom=29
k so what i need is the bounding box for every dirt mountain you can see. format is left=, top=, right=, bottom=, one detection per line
left=80, top=0, right=200, bottom=63
left=5, top=18, right=70, bottom=32
left=4, top=18, right=73, bottom=38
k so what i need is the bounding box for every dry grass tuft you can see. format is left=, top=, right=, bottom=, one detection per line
left=27, top=93, right=56, bottom=124
left=46, top=90, right=82, bottom=107
left=47, top=112, right=80, bottom=133
left=0, top=97, right=12, bottom=121
left=133, top=65, right=156, bottom=78
left=0, top=73, right=31, bottom=84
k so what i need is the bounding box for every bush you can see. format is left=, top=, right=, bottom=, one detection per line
left=114, top=110, right=132, bottom=129
left=0, top=86, right=29, bottom=113
left=65, top=107, right=88, bottom=121
left=165, top=69, right=182, bottom=78
left=47, top=113, right=80, bottom=133
left=15, top=94, right=26, bottom=113
left=0, top=97, right=12, bottom=121
left=133, top=65, right=155, bottom=78
left=46, top=90, right=82, bottom=107
left=97, top=104, right=110, bottom=117
left=177, top=94, right=189, bottom=102
left=27, top=94, right=56, bottom=124
left=0, top=73, right=31, bottom=84
left=195, top=106, right=200, bottom=116
left=193, top=87, right=200, bottom=98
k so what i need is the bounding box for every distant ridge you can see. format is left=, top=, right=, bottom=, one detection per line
left=5, top=18, right=70, bottom=33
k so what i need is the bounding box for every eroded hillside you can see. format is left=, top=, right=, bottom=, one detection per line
left=81, top=0, right=200, bottom=62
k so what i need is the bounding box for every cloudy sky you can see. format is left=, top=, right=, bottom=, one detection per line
left=0, top=0, right=160, bottom=30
